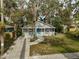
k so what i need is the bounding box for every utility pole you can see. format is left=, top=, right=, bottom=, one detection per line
left=1, top=0, right=4, bottom=23
left=0, top=0, right=4, bottom=59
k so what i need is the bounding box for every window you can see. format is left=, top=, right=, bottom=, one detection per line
left=5, top=28, right=14, bottom=32
left=29, top=28, right=33, bottom=32
left=23, top=28, right=28, bottom=32
left=41, top=28, right=44, bottom=32
left=37, top=28, right=41, bottom=32
left=50, top=28, right=55, bottom=32
left=45, top=28, right=50, bottom=32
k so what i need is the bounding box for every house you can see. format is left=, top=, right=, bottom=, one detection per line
left=35, top=21, right=55, bottom=37
left=22, top=21, right=55, bottom=38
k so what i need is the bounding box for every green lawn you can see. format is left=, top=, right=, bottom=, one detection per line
left=30, top=34, right=79, bottom=56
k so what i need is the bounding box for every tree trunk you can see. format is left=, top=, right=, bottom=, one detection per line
left=0, top=34, right=4, bottom=56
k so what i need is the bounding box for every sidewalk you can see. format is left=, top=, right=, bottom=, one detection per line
left=30, top=52, right=79, bottom=59
left=2, top=36, right=26, bottom=59
left=24, top=35, right=30, bottom=59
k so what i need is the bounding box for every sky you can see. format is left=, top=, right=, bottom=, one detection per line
left=25, top=0, right=29, bottom=3
left=25, top=0, right=77, bottom=4
left=59, top=0, right=76, bottom=4
left=71, top=0, right=76, bottom=4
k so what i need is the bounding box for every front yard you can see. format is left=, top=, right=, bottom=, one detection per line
left=30, top=33, right=79, bottom=56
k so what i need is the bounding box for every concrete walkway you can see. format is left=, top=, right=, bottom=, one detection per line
left=2, top=33, right=31, bottom=59
left=24, top=35, right=30, bottom=59
left=30, top=54, right=67, bottom=59
left=30, top=52, right=79, bottom=59
left=30, top=37, right=44, bottom=45
left=2, top=36, right=26, bottom=59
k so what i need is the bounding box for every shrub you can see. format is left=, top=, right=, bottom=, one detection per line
left=67, top=30, right=79, bottom=39
left=5, top=33, right=11, bottom=40
left=4, top=33, right=14, bottom=53
left=55, top=25, right=63, bottom=33
left=16, top=27, right=22, bottom=37
left=43, top=36, right=65, bottom=46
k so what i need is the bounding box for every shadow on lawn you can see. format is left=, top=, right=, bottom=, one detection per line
left=65, top=33, right=79, bottom=42
left=57, top=45, right=79, bottom=59
left=61, top=45, right=78, bottom=53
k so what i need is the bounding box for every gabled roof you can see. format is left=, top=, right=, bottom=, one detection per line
left=22, top=21, right=55, bottom=29
left=35, top=21, right=55, bottom=28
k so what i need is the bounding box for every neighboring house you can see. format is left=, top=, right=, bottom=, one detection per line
left=4, top=25, right=15, bottom=38
left=22, top=26, right=34, bottom=38
left=0, top=20, right=15, bottom=38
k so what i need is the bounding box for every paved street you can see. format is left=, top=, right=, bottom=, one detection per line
left=30, top=54, right=68, bottom=59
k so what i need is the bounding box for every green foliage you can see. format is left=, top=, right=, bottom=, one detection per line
left=5, top=33, right=11, bottom=40
left=30, top=34, right=79, bottom=56
left=58, top=7, right=72, bottom=25
left=16, top=27, right=22, bottom=37
left=74, top=12, right=79, bottom=21
left=4, top=0, right=17, bottom=16
left=4, top=33, right=14, bottom=53
left=52, top=17, right=63, bottom=32
left=42, top=36, right=65, bottom=46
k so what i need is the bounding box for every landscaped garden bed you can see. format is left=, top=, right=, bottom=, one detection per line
left=30, top=33, right=79, bottom=56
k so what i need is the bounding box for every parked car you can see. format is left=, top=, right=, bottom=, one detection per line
left=69, top=25, right=77, bottom=32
